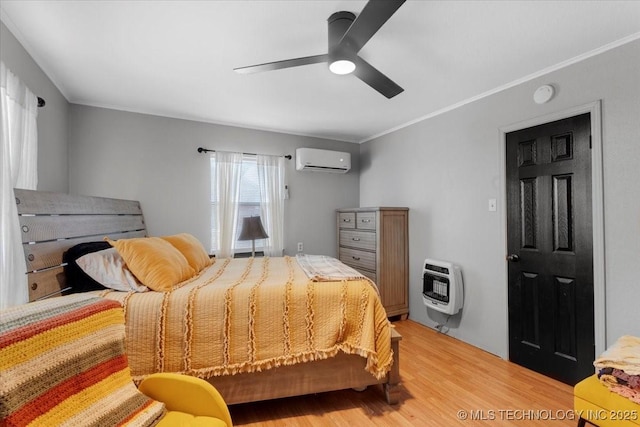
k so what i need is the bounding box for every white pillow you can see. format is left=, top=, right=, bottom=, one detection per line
left=75, top=247, right=148, bottom=292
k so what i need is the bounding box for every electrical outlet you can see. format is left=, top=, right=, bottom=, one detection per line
left=297, top=242, right=303, bottom=252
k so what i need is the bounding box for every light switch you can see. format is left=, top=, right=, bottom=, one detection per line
left=488, top=198, right=497, bottom=212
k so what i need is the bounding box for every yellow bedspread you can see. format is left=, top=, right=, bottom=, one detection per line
left=98, top=256, right=393, bottom=382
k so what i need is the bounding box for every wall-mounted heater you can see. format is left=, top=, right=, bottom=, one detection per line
left=422, top=259, right=463, bottom=315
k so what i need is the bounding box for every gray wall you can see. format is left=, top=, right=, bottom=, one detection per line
left=4, top=13, right=638, bottom=362
left=1, top=13, right=359, bottom=276
left=68, top=105, right=360, bottom=256
left=360, top=40, right=640, bottom=358
left=0, top=20, right=69, bottom=192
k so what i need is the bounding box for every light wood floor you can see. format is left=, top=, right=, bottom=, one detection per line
left=229, top=319, right=578, bottom=426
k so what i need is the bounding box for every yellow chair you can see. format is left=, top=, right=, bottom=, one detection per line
left=574, top=375, right=639, bottom=427
left=139, top=373, right=233, bottom=427
left=0, top=295, right=232, bottom=427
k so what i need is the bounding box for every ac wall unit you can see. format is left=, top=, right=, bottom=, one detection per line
left=295, top=148, right=351, bottom=173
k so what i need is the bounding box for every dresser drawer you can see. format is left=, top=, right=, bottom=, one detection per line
left=356, top=212, right=376, bottom=230
left=359, top=269, right=377, bottom=284
left=339, top=230, right=376, bottom=251
left=338, top=212, right=356, bottom=229
left=339, top=247, right=376, bottom=272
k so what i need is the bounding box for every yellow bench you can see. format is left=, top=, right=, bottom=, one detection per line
left=574, top=375, right=640, bottom=427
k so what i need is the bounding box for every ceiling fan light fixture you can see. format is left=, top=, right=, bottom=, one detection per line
left=329, top=59, right=356, bottom=75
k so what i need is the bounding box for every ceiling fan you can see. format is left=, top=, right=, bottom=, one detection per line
left=234, top=0, right=406, bottom=99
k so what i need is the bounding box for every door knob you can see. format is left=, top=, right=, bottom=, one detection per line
left=506, top=254, right=520, bottom=262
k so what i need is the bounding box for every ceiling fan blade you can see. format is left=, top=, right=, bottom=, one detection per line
left=353, top=56, right=403, bottom=99
left=234, top=54, right=328, bottom=74
left=339, top=0, right=406, bottom=53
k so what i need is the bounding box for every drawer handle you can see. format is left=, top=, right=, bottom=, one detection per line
left=343, top=218, right=351, bottom=222
left=352, top=237, right=360, bottom=241
left=361, top=219, right=371, bottom=223
left=352, top=256, right=360, bottom=261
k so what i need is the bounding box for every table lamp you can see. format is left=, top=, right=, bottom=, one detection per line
left=238, top=216, right=269, bottom=257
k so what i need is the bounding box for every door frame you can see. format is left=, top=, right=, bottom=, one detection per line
left=499, top=100, right=605, bottom=358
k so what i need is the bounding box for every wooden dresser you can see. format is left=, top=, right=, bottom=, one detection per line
left=336, top=207, right=409, bottom=318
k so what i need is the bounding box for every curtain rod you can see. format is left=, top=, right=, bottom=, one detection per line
left=197, top=147, right=292, bottom=160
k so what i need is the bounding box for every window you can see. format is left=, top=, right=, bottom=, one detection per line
left=210, top=152, right=284, bottom=257
left=233, top=155, right=262, bottom=253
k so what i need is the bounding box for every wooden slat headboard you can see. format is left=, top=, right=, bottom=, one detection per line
left=14, top=189, right=147, bottom=301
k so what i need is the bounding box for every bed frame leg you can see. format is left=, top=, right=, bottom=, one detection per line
left=385, top=329, right=402, bottom=404
left=577, top=417, right=587, bottom=427
left=384, top=383, right=400, bottom=404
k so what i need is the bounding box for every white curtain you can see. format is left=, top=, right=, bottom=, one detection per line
left=0, top=61, right=38, bottom=308
left=257, top=154, right=285, bottom=256
left=210, top=151, right=243, bottom=258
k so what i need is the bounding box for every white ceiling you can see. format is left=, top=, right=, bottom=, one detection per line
left=2, top=1, right=639, bottom=143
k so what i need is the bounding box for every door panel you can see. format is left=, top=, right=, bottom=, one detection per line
left=520, top=178, right=538, bottom=249
left=553, top=175, right=573, bottom=251
left=520, top=271, right=541, bottom=347
left=506, top=113, right=594, bottom=385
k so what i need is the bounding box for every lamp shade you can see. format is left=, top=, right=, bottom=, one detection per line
left=238, top=216, right=269, bottom=241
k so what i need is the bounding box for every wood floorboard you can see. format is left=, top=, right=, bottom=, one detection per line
left=229, top=320, right=577, bottom=426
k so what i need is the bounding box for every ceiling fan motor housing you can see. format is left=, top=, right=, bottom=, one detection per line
left=328, top=11, right=356, bottom=64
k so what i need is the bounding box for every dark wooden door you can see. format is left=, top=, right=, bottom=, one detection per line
left=506, top=113, right=594, bottom=385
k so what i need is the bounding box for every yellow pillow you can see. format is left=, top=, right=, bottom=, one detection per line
left=106, top=237, right=195, bottom=291
left=160, top=233, right=212, bottom=273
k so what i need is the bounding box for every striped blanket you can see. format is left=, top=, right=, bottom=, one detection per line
left=0, top=295, right=165, bottom=426
left=97, top=256, right=393, bottom=382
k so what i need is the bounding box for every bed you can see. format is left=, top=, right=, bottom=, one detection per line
left=14, top=189, right=401, bottom=405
